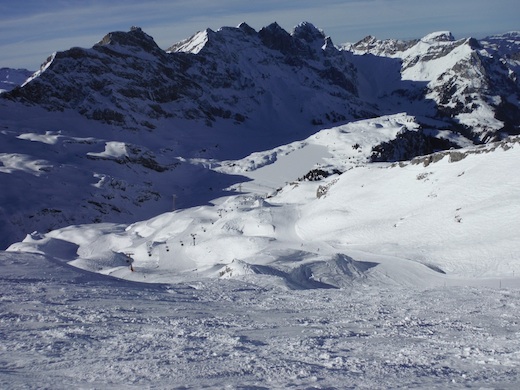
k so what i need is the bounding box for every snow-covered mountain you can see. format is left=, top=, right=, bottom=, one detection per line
left=5, top=23, right=368, bottom=130
left=2, top=23, right=520, bottom=389
left=347, top=31, right=520, bottom=141
left=0, top=22, right=519, bottom=250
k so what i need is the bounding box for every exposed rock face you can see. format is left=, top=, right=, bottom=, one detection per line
left=370, top=130, right=460, bottom=162
left=401, top=135, right=520, bottom=167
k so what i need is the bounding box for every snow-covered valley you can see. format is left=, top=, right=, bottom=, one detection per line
left=1, top=22, right=520, bottom=389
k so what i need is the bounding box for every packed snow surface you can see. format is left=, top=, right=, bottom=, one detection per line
left=1, top=253, right=520, bottom=389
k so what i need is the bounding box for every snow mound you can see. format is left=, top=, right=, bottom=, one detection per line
left=0, top=153, right=52, bottom=175
left=217, top=254, right=377, bottom=289
left=287, top=254, right=378, bottom=289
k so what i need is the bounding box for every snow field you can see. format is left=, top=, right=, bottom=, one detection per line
left=9, top=116, right=520, bottom=290
left=296, top=142, right=520, bottom=278
left=1, top=251, right=520, bottom=389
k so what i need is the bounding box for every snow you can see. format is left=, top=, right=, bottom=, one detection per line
left=0, top=68, right=33, bottom=93
left=9, top=116, right=520, bottom=286
left=0, top=153, right=52, bottom=175
left=17, top=130, right=62, bottom=145
left=456, top=103, right=505, bottom=133
left=216, top=114, right=421, bottom=194
left=296, top=143, right=520, bottom=278
left=400, top=38, right=473, bottom=82
left=22, top=52, right=55, bottom=87
left=344, top=30, right=518, bottom=139
left=87, top=141, right=129, bottom=159
left=1, top=250, right=520, bottom=389
left=168, top=29, right=211, bottom=54
left=421, top=31, right=455, bottom=43
left=4, top=23, right=517, bottom=248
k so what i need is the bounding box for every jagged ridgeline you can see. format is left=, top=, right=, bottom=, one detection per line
left=3, top=24, right=520, bottom=140
left=4, top=23, right=367, bottom=130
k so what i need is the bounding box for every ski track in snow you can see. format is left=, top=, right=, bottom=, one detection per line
left=1, top=252, right=520, bottom=389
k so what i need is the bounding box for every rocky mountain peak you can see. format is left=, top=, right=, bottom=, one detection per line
left=356, top=35, right=378, bottom=45
left=237, top=22, right=257, bottom=36
left=258, top=22, right=297, bottom=54
left=322, top=36, right=336, bottom=52
left=292, top=21, right=326, bottom=44
left=95, top=26, right=163, bottom=56
left=167, top=29, right=215, bottom=54
left=348, top=35, right=416, bottom=56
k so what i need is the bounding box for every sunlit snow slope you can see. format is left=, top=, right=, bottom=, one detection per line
left=9, top=115, right=520, bottom=289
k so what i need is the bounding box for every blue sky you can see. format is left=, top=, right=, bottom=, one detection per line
left=1, top=0, right=518, bottom=70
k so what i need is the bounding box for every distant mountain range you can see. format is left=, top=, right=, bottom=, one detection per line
left=0, top=22, right=519, bottom=248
